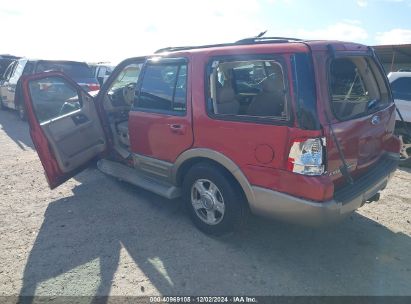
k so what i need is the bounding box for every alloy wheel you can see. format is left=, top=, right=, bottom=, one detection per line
left=191, top=179, right=225, bottom=225
left=399, top=135, right=411, bottom=162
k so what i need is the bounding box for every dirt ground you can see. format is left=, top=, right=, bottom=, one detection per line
left=0, top=108, right=410, bottom=297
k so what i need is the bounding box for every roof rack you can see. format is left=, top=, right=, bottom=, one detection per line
left=154, top=37, right=302, bottom=54
left=235, top=36, right=302, bottom=44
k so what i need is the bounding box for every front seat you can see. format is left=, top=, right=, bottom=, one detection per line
left=247, top=77, right=285, bottom=117
left=215, top=84, right=240, bottom=115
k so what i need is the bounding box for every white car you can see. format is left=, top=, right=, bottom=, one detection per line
left=89, top=63, right=114, bottom=85
left=388, top=72, right=411, bottom=165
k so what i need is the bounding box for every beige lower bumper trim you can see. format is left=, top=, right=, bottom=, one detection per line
left=249, top=173, right=392, bottom=227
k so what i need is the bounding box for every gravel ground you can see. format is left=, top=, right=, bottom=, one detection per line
left=0, top=109, right=410, bottom=297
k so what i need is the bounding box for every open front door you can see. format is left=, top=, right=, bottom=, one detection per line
left=21, top=72, right=108, bottom=189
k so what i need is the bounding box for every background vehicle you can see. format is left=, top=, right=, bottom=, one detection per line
left=0, top=59, right=99, bottom=120
left=388, top=72, right=411, bottom=166
left=88, top=62, right=114, bottom=86
left=21, top=38, right=400, bottom=236
left=0, top=54, right=20, bottom=80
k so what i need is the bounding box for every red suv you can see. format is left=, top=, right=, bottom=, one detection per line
left=21, top=37, right=401, bottom=235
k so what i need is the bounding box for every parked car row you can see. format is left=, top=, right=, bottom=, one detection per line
left=19, top=37, right=403, bottom=235
left=0, top=58, right=101, bottom=120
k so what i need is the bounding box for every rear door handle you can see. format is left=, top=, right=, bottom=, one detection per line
left=169, top=124, right=186, bottom=135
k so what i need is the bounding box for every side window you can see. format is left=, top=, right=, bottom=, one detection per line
left=391, top=77, right=411, bottom=101
left=4, top=62, right=17, bottom=81
left=208, top=59, right=288, bottom=121
left=28, top=76, right=81, bottom=123
left=136, top=62, right=187, bottom=114
left=9, top=61, right=26, bottom=84
left=329, top=57, right=390, bottom=120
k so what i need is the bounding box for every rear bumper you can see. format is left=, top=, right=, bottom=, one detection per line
left=248, top=153, right=399, bottom=226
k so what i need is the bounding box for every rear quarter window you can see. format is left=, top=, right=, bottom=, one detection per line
left=329, top=56, right=391, bottom=121
left=207, top=58, right=290, bottom=123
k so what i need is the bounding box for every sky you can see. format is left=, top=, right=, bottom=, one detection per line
left=1, top=0, right=411, bottom=64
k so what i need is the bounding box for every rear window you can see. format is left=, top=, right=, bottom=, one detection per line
left=35, top=62, right=93, bottom=78
left=329, top=56, right=390, bottom=120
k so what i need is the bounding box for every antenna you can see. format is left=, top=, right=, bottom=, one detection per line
left=256, top=30, right=267, bottom=38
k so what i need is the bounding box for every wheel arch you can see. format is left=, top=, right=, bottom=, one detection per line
left=172, top=148, right=255, bottom=204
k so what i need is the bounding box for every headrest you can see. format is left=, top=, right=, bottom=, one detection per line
left=262, top=76, right=284, bottom=93
left=217, top=85, right=236, bottom=104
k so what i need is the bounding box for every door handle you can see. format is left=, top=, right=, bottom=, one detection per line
left=169, top=124, right=185, bottom=135
left=71, top=113, right=89, bottom=125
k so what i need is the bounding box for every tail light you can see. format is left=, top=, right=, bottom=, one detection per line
left=87, top=83, right=100, bottom=91
left=287, top=138, right=326, bottom=176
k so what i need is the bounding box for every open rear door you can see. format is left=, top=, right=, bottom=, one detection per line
left=21, top=72, right=108, bottom=189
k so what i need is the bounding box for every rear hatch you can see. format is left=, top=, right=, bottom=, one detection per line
left=323, top=50, right=397, bottom=188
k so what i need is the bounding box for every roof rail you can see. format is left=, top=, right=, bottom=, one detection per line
left=235, top=36, right=302, bottom=44
left=154, top=43, right=234, bottom=54
left=154, top=37, right=302, bottom=54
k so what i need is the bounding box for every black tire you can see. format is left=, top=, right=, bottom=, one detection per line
left=16, top=103, right=27, bottom=121
left=396, top=127, right=411, bottom=167
left=182, top=162, right=248, bottom=236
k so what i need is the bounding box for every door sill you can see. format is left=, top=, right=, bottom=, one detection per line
left=97, top=159, right=181, bottom=199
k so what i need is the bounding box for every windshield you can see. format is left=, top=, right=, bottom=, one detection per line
left=109, top=64, right=142, bottom=92
left=35, top=62, right=93, bottom=78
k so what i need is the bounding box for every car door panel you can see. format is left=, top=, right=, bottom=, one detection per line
left=40, top=103, right=105, bottom=173
left=129, top=111, right=193, bottom=162
left=129, top=58, right=193, bottom=163
left=21, top=72, right=107, bottom=188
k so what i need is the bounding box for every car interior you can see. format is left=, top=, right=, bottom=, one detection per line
left=102, top=63, right=143, bottom=158
left=210, top=60, right=288, bottom=119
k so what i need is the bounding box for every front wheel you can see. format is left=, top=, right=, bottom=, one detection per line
left=397, top=129, right=411, bottom=167
left=182, top=162, right=248, bottom=236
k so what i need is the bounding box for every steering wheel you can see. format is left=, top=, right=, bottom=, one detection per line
left=122, top=83, right=136, bottom=105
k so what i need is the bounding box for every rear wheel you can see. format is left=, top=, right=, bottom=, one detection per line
left=395, top=125, right=411, bottom=167
left=182, top=162, right=248, bottom=236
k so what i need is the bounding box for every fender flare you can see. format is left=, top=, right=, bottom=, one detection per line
left=171, top=148, right=255, bottom=204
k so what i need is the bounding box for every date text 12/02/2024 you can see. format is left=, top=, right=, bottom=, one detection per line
left=149, top=296, right=257, bottom=303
